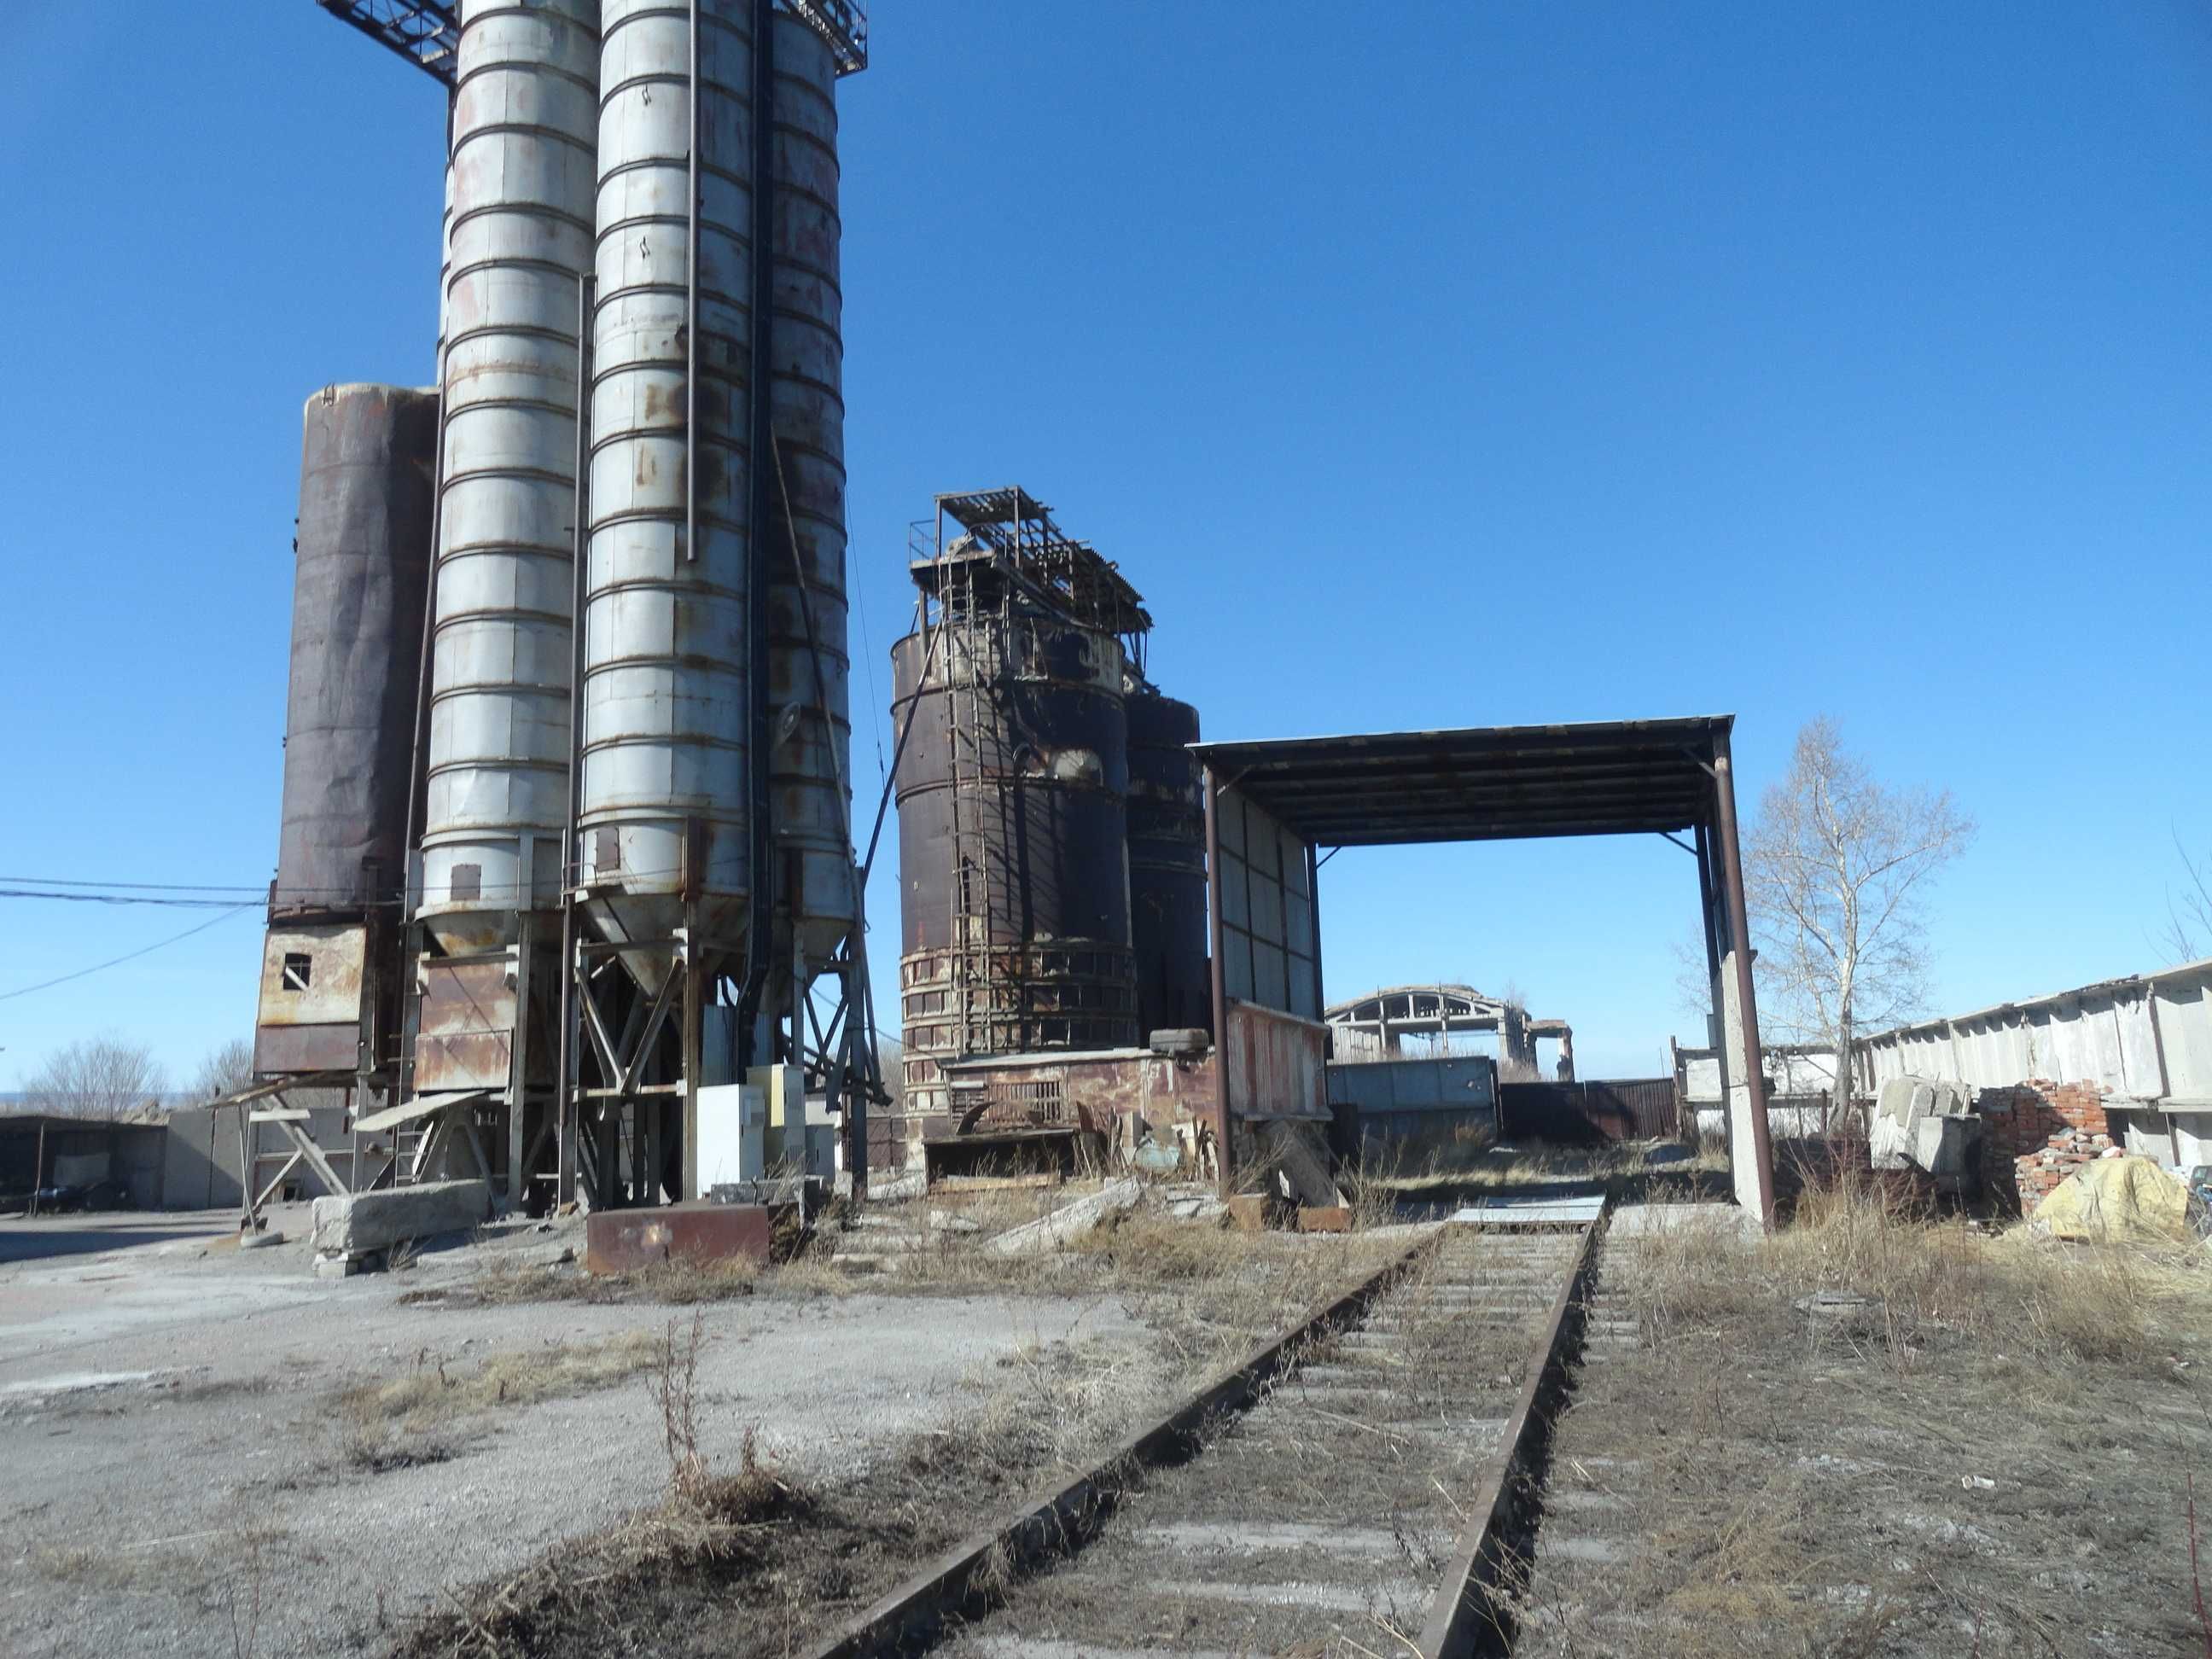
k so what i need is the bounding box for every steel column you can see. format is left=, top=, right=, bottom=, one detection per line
left=1710, top=730, right=1776, bottom=1229
left=1204, top=765, right=1231, bottom=1196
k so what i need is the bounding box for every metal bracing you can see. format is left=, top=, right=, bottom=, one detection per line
left=215, top=1074, right=370, bottom=1233
left=316, top=1, right=864, bottom=85
left=314, top=0, right=459, bottom=83
left=783, top=0, right=868, bottom=75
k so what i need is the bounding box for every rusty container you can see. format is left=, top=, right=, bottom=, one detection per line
left=258, top=383, right=438, bottom=1074
left=1126, top=689, right=1210, bottom=1039
left=276, top=383, right=439, bottom=919
left=890, top=619, right=1138, bottom=1115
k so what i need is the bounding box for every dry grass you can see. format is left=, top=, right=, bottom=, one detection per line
left=1629, top=1161, right=2209, bottom=1378
left=387, top=1319, right=1170, bottom=1659
left=394, top=1317, right=812, bottom=1659
left=1518, top=1169, right=2212, bottom=1656
left=339, top=1330, right=661, bottom=1472
left=1358, top=1137, right=1730, bottom=1208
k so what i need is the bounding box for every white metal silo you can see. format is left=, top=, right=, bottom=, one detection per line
left=579, top=2, right=854, bottom=986
left=562, top=0, right=874, bottom=1205
left=418, top=0, right=602, bottom=955
left=764, top=11, right=856, bottom=976
left=578, top=0, right=756, bottom=972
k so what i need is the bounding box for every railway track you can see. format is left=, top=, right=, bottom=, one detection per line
left=810, top=1209, right=1603, bottom=1659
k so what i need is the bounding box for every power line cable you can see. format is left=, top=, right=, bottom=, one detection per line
left=0, top=904, right=257, bottom=1004
left=0, top=888, right=264, bottom=909
left=0, top=875, right=266, bottom=894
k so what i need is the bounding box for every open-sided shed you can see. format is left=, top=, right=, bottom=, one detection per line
left=1192, top=715, right=1777, bottom=1224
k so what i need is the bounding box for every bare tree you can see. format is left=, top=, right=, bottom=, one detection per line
left=873, top=1034, right=906, bottom=1113
left=19, top=1034, right=169, bottom=1121
left=2159, top=832, right=2212, bottom=963
left=192, top=1038, right=256, bottom=1103
left=1744, top=718, right=1973, bottom=1122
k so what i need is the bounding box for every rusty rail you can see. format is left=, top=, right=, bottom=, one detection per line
left=800, top=1231, right=1445, bottom=1659
left=1416, top=1210, right=1606, bottom=1659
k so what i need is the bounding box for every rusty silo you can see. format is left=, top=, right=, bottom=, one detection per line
left=890, top=491, right=1150, bottom=1126
left=1125, top=686, right=1210, bottom=1039
left=255, top=383, right=438, bottom=1078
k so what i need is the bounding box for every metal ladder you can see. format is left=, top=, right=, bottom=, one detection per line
left=938, top=549, right=1002, bottom=1078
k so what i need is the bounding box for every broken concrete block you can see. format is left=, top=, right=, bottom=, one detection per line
left=309, top=1179, right=490, bottom=1257
left=984, top=1178, right=1140, bottom=1255
left=1262, top=1121, right=1345, bottom=1209
left=313, top=1252, right=366, bottom=1279
left=1226, top=1193, right=1277, bottom=1233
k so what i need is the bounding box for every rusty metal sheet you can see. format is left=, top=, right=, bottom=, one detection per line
left=413, top=955, right=517, bottom=1092
left=252, top=1022, right=360, bottom=1075
left=1226, top=1001, right=1329, bottom=1122
left=255, top=923, right=368, bottom=1029
left=585, top=1202, right=773, bottom=1273
left=940, top=1050, right=1222, bottom=1142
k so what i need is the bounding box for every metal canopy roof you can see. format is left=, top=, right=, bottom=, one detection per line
left=1190, top=716, right=1732, bottom=847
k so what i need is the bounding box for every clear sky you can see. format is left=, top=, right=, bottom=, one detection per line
left=3, top=2, right=2208, bottom=1088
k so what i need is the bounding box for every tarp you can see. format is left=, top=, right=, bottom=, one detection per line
left=2032, top=1154, right=2192, bottom=1244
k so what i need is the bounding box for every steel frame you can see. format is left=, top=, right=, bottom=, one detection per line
left=315, top=0, right=459, bottom=82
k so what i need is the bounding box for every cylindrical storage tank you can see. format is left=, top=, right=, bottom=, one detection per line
left=275, top=384, right=439, bottom=918
left=890, top=619, right=1138, bottom=1115
left=418, top=0, right=601, bottom=953
left=764, top=12, right=855, bottom=975
left=1125, top=690, right=1209, bottom=1038
left=579, top=0, right=755, bottom=968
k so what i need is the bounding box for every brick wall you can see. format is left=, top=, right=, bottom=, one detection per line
left=1971, top=1080, right=2110, bottom=1213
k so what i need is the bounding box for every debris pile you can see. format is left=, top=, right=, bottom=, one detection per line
left=2030, top=1153, right=2190, bottom=1245
left=2015, top=1126, right=2116, bottom=1208
left=1971, top=1079, right=2110, bottom=1211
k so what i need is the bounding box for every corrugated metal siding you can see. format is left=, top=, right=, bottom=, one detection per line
left=1227, top=1001, right=1329, bottom=1121
left=1327, top=1057, right=1499, bottom=1161
left=1499, top=1079, right=1677, bottom=1143
left=1860, top=960, right=2212, bottom=1105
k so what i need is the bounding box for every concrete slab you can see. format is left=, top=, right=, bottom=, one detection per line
left=1451, top=1196, right=1604, bottom=1225
left=1131, top=1519, right=1456, bottom=1557
left=985, top=1178, right=1139, bottom=1255
left=309, top=1179, right=490, bottom=1255
left=1150, top=1576, right=1426, bottom=1612
left=1544, top=1534, right=1632, bottom=1564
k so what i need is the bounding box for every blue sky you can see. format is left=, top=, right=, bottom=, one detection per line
left=2, top=2, right=2208, bottom=1086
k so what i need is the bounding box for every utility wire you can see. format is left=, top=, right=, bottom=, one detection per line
left=0, top=904, right=257, bottom=1004
left=0, top=876, right=265, bottom=894
left=0, top=859, right=721, bottom=912
left=0, top=888, right=265, bottom=909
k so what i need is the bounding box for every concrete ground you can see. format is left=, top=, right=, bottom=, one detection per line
left=0, top=1205, right=1155, bottom=1658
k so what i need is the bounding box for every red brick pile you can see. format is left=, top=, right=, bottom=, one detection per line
left=1970, top=1080, right=2110, bottom=1212
left=2015, top=1125, right=2117, bottom=1208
